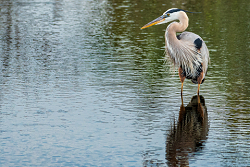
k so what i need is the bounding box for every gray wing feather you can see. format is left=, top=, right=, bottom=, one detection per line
left=179, top=31, right=209, bottom=76
left=165, top=31, right=209, bottom=80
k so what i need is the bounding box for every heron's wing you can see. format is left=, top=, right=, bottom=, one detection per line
left=178, top=31, right=209, bottom=75
left=200, top=41, right=210, bottom=75
left=166, top=31, right=209, bottom=79
left=166, top=32, right=201, bottom=76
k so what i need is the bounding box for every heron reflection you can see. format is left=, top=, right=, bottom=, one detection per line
left=166, top=95, right=209, bottom=166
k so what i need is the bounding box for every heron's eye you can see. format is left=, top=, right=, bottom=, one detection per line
left=167, top=13, right=170, bottom=16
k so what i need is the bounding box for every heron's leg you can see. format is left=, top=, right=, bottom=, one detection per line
left=181, top=82, right=184, bottom=96
left=178, top=67, right=186, bottom=104
left=197, top=70, right=204, bottom=104
left=197, top=83, right=201, bottom=94
left=181, top=83, right=184, bottom=105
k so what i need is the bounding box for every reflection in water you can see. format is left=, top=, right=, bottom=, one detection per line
left=166, top=95, right=209, bottom=166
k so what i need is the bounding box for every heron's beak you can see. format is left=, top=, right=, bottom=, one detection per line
left=141, top=15, right=165, bottom=29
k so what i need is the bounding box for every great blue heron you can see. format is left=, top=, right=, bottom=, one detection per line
left=141, top=8, right=210, bottom=100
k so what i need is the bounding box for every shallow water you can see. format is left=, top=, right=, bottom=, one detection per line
left=0, top=0, right=249, bottom=166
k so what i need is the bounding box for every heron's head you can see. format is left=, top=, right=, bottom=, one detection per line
left=141, top=8, right=188, bottom=29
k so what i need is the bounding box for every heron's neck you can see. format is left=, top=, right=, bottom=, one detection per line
left=166, top=12, right=189, bottom=37
left=164, top=12, right=189, bottom=61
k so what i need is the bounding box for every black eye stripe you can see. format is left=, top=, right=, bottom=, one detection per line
left=164, top=9, right=183, bottom=15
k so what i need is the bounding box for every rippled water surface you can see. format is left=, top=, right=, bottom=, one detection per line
left=0, top=0, right=249, bottom=166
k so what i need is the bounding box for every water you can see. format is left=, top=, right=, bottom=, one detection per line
left=0, top=0, right=249, bottom=166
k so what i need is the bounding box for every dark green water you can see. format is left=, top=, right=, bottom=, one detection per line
left=0, top=0, right=249, bottom=166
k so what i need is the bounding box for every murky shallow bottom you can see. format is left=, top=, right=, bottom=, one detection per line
left=0, top=0, right=249, bottom=166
